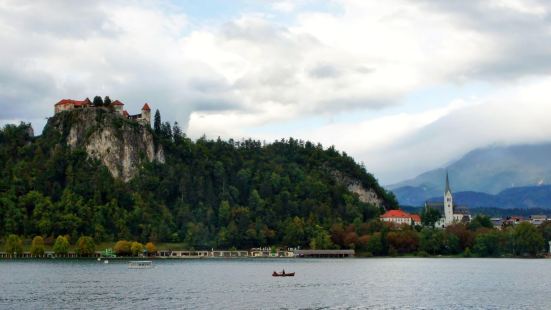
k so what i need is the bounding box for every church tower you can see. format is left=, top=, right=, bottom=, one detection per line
left=444, top=171, right=454, bottom=225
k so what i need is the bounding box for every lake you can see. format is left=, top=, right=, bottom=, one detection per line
left=1, top=258, right=550, bottom=309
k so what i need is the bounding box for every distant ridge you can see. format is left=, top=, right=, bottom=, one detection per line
left=389, top=143, right=551, bottom=206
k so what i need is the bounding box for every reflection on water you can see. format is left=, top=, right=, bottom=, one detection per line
left=1, top=258, right=551, bottom=309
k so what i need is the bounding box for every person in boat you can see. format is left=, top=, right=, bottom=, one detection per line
left=282, top=269, right=285, bottom=275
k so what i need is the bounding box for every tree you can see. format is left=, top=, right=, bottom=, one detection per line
left=309, top=225, right=334, bottom=249
left=154, top=110, right=161, bottom=134
left=421, top=207, right=441, bottom=227
left=419, top=228, right=445, bottom=255
left=131, top=241, right=144, bottom=256
left=366, top=233, right=383, bottom=255
left=474, top=230, right=503, bottom=257
left=53, top=235, right=70, bottom=256
left=4, top=234, right=23, bottom=257
left=468, top=215, right=493, bottom=230
left=76, top=236, right=95, bottom=256
left=512, top=222, right=544, bottom=256
left=539, top=221, right=551, bottom=252
left=114, top=240, right=131, bottom=256
left=145, top=242, right=157, bottom=256
left=387, top=228, right=419, bottom=254
left=92, top=96, right=104, bottom=107
left=30, top=236, right=45, bottom=257
left=104, top=96, right=112, bottom=107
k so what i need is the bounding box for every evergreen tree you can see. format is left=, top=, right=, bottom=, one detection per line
left=173, top=122, right=182, bottom=142
left=154, top=110, right=161, bottom=134
left=92, top=96, right=104, bottom=107
left=104, top=96, right=112, bottom=107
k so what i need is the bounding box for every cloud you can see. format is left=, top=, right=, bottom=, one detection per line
left=2, top=0, right=551, bottom=183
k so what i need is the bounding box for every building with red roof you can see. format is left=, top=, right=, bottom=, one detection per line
left=54, top=98, right=91, bottom=114
left=53, top=98, right=151, bottom=126
left=380, top=209, right=421, bottom=226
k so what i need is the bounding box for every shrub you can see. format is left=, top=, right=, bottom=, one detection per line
left=30, top=236, right=45, bottom=257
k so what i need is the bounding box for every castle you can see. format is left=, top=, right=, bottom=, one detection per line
left=424, top=172, right=471, bottom=227
left=54, top=98, right=151, bottom=126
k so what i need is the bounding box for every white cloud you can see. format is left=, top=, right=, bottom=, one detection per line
left=2, top=0, right=551, bottom=183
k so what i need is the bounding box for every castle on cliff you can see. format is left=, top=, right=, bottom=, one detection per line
left=54, top=98, right=151, bottom=126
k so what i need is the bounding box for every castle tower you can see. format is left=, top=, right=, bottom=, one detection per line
left=141, top=103, right=151, bottom=126
left=444, top=171, right=454, bottom=225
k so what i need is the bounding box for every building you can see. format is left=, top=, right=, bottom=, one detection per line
left=380, top=209, right=421, bottom=226
left=424, top=172, right=471, bottom=228
left=529, top=215, right=547, bottom=226
left=54, top=98, right=91, bottom=114
left=54, top=98, right=151, bottom=126
left=293, top=249, right=354, bottom=258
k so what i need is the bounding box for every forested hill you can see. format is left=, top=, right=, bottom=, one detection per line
left=0, top=109, right=397, bottom=249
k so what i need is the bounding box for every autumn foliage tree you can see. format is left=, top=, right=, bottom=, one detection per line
left=145, top=242, right=157, bottom=256
left=30, top=236, right=45, bottom=257
left=76, top=236, right=96, bottom=256
left=114, top=240, right=131, bottom=256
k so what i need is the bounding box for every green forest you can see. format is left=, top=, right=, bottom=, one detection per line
left=0, top=109, right=398, bottom=250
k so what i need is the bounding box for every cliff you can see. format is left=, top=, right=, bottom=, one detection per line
left=43, top=108, right=164, bottom=181
left=331, top=170, right=384, bottom=207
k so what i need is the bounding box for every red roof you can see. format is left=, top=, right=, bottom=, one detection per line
left=142, top=103, right=151, bottom=111
left=381, top=210, right=411, bottom=219
left=410, top=214, right=421, bottom=223
left=55, top=98, right=90, bottom=107
left=123, top=110, right=129, bottom=117
left=112, top=100, right=124, bottom=106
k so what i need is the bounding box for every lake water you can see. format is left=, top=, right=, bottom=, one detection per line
left=1, top=258, right=550, bottom=309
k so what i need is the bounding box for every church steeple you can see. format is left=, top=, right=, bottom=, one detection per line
left=445, top=171, right=451, bottom=194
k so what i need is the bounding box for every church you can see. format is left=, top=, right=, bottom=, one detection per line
left=424, top=172, right=471, bottom=228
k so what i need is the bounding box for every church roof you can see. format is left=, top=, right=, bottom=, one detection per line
left=142, top=103, right=151, bottom=111
left=445, top=171, right=451, bottom=194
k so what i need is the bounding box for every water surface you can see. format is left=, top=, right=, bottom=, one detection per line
left=1, top=258, right=550, bottom=309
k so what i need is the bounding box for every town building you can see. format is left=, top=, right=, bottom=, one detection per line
left=424, top=172, right=471, bottom=228
left=54, top=98, right=151, bottom=126
left=529, top=215, right=547, bottom=226
left=380, top=209, right=422, bottom=226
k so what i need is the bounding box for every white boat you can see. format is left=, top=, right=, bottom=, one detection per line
left=128, top=261, right=153, bottom=269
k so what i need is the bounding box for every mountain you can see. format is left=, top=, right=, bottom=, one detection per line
left=423, top=186, right=551, bottom=209
left=0, top=108, right=397, bottom=249
left=389, top=143, right=551, bottom=206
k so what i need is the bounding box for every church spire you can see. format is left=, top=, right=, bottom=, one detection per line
left=445, top=171, right=451, bottom=194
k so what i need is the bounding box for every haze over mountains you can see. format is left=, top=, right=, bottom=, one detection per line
left=389, top=143, right=551, bottom=208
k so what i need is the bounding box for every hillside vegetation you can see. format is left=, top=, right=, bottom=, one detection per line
left=0, top=110, right=397, bottom=250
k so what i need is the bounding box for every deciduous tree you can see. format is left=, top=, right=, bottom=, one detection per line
left=30, top=236, right=45, bottom=257
left=53, top=235, right=70, bottom=256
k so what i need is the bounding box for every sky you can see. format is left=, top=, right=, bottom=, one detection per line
left=1, top=0, right=551, bottom=184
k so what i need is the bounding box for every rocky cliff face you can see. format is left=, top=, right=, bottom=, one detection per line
left=45, top=108, right=164, bottom=181
left=331, top=170, right=384, bottom=207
